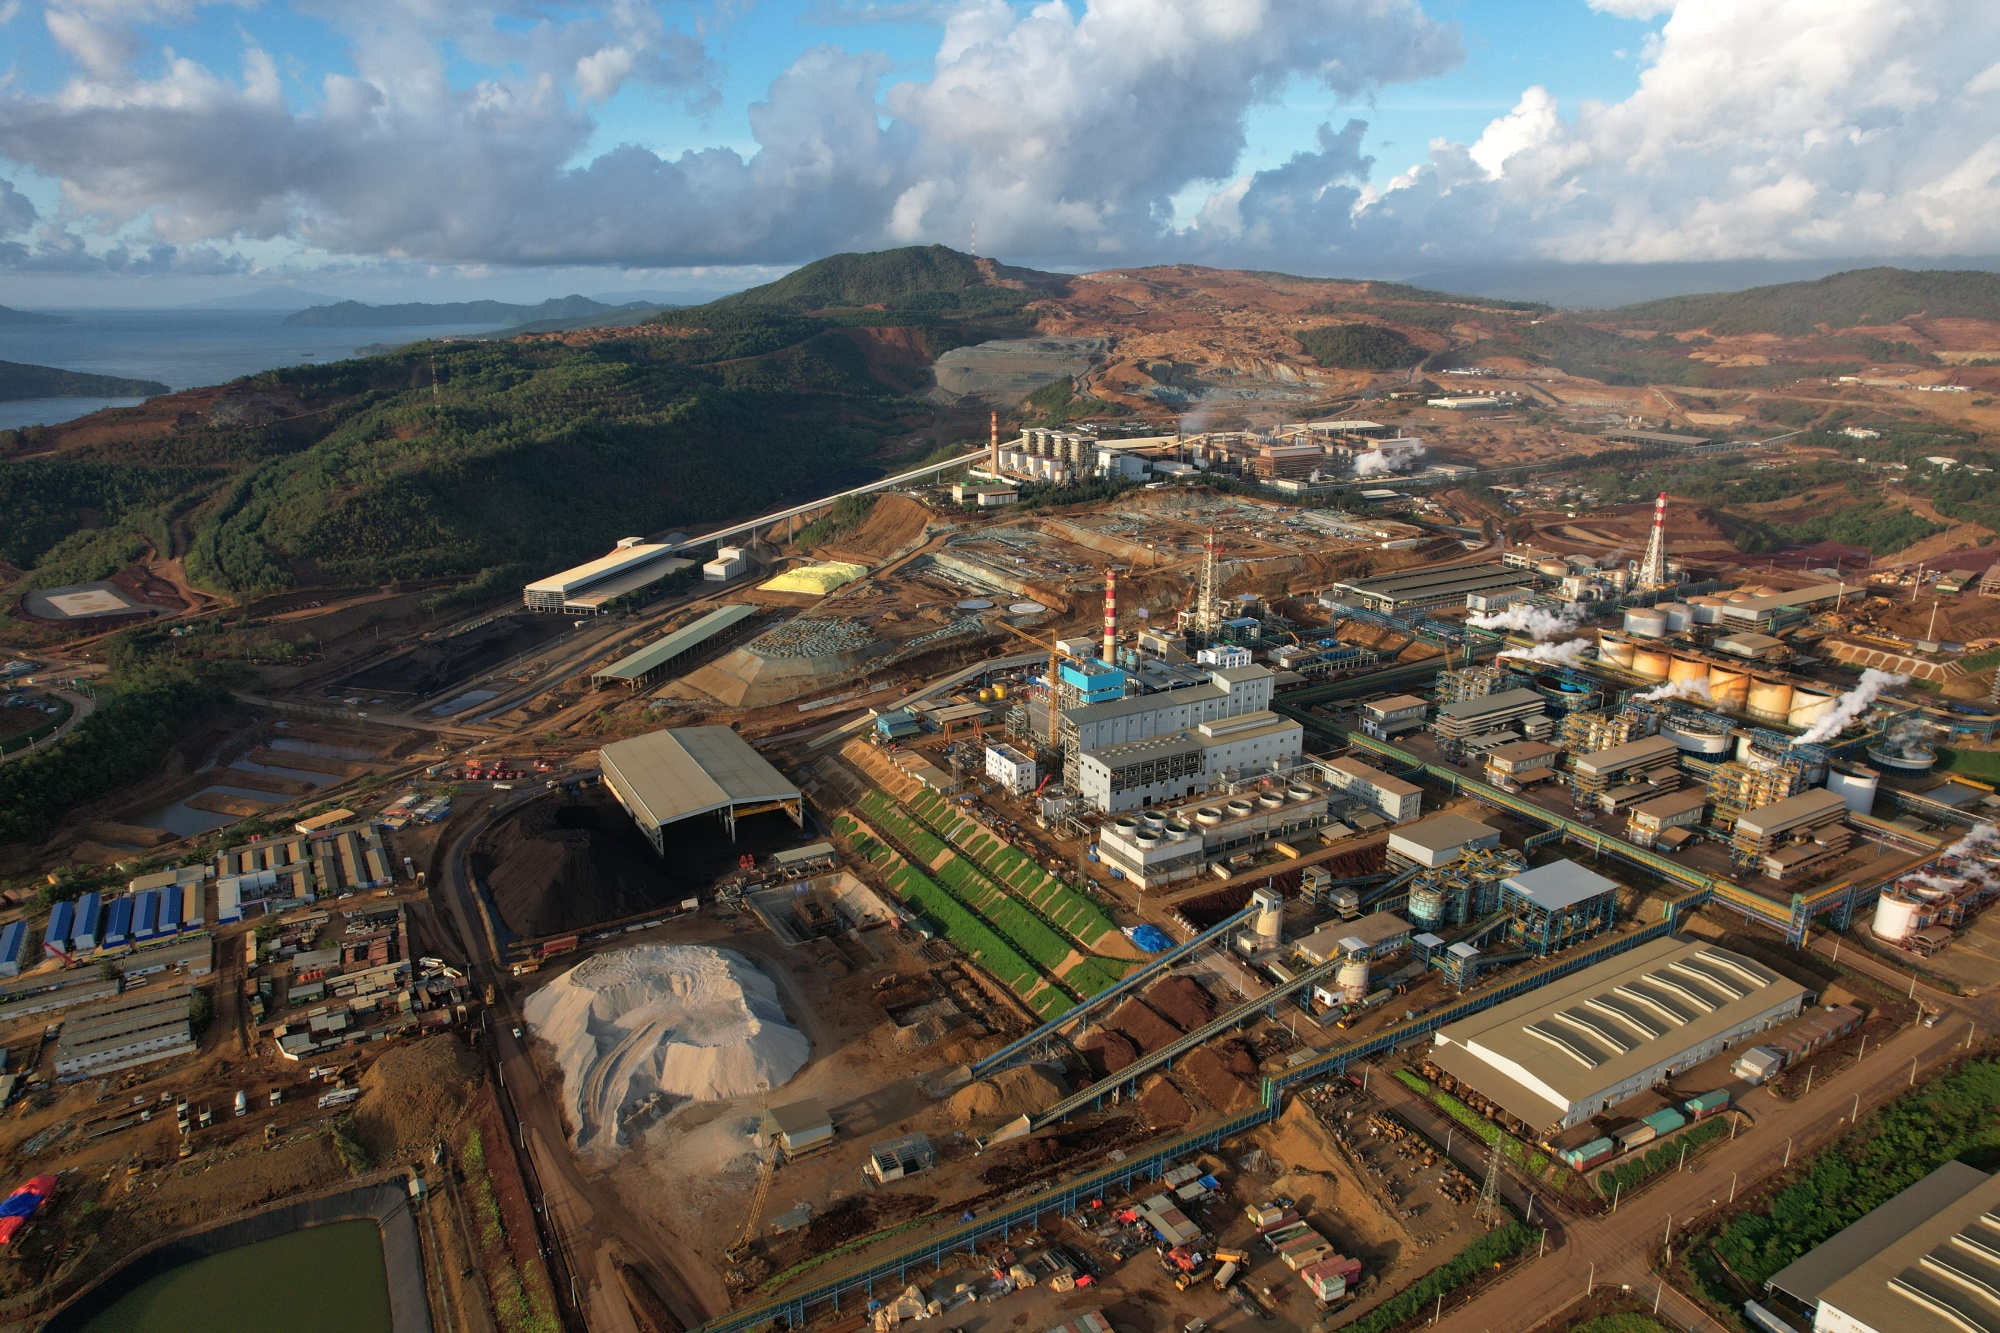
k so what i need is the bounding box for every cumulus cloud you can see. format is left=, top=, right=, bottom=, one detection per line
left=0, top=0, right=1996, bottom=273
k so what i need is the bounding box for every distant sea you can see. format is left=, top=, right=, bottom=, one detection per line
left=0, top=307, right=506, bottom=430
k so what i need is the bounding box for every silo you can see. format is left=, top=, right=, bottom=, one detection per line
left=1624, top=608, right=1669, bottom=638
left=1662, top=718, right=1733, bottom=756
left=1871, top=893, right=1923, bottom=943
left=1688, top=596, right=1726, bottom=625
left=1632, top=646, right=1674, bottom=679
left=1598, top=637, right=1637, bottom=669
left=1407, top=885, right=1446, bottom=931
left=1746, top=679, right=1795, bottom=722
left=1658, top=602, right=1692, bottom=631
left=1825, top=764, right=1882, bottom=816
left=1251, top=886, right=1284, bottom=949
left=1336, top=956, right=1371, bottom=1004
left=1707, top=669, right=1750, bottom=711
left=1668, top=656, right=1711, bottom=689
left=1787, top=691, right=1835, bottom=732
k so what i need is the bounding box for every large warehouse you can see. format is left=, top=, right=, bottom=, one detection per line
left=599, top=727, right=803, bottom=850
left=1428, top=935, right=1807, bottom=1132
left=522, top=540, right=693, bottom=614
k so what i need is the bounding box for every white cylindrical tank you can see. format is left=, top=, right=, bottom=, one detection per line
left=1688, top=596, right=1725, bottom=625
left=1336, top=956, right=1371, bottom=1004
left=1658, top=602, right=1692, bottom=632
left=1825, top=765, right=1882, bottom=816
left=1872, top=893, right=1923, bottom=942
left=1252, top=886, right=1284, bottom=947
left=1625, top=608, right=1669, bottom=638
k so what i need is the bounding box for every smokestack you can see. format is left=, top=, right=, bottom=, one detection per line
left=990, top=410, right=999, bottom=474
left=1102, top=567, right=1118, bottom=663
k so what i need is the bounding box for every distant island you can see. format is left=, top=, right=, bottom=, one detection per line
left=0, top=305, right=71, bottom=326
left=0, top=359, right=169, bottom=403
left=283, top=295, right=630, bottom=328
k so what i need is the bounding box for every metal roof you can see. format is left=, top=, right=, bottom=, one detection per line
left=1500, top=861, right=1620, bottom=912
left=524, top=543, right=674, bottom=597
left=1734, top=787, right=1848, bottom=837
left=1388, top=813, right=1501, bottom=854
left=593, top=605, right=755, bottom=684
left=1434, top=688, right=1544, bottom=722
left=1571, top=735, right=1679, bottom=775
left=598, top=727, right=801, bottom=831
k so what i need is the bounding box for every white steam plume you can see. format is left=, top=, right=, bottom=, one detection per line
left=1353, top=442, right=1428, bottom=477
left=1498, top=638, right=1595, bottom=666
left=1636, top=677, right=1713, bottom=703
left=1794, top=669, right=1910, bottom=745
left=1468, top=603, right=1583, bottom=640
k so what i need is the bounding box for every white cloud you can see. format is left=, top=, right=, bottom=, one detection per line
left=0, top=0, right=1996, bottom=275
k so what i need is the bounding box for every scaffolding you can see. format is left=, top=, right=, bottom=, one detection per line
left=1705, top=757, right=1807, bottom=833
left=1559, top=706, right=1659, bottom=757
left=1436, top=664, right=1526, bottom=705
left=1404, top=846, right=1528, bottom=932
left=1500, top=872, right=1619, bottom=956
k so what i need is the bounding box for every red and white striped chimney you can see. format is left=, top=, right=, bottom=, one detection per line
left=1102, top=567, right=1118, bottom=664
left=990, top=410, right=1000, bottom=473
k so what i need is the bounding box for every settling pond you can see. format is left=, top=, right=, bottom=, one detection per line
left=76, top=1219, right=392, bottom=1333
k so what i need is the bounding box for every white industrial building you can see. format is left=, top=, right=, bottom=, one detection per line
left=1428, top=936, right=1806, bottom=1132
left=1765, top=1162, right=2000, bottom=1333
left=54, top=985, right=196, bottom=1078
left=703, top=546, right=748, bottom=581
left=1387, top=814, right=1502, bottom=868
left=523, top=538, right=692, bottom=613
left=1062, top=665, right=1276, bottom=754
left=1094, top=781, right=1332, bottom=888
left=1320, top=755, right=1423, bottom=822
left=1075, top=710, right=1303, bottom=813
left=985, top=744, right=1038, bottom=796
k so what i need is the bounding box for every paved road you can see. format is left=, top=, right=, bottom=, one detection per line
left=1424, top=1012, right=1979, bottom=1333
left=0, top=687, right=94, bottom=765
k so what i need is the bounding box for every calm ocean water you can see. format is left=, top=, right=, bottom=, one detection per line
left=0, top=307, right=505, bottom=429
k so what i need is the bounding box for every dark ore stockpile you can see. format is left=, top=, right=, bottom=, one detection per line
left=471, top=789, right=669, bottom=937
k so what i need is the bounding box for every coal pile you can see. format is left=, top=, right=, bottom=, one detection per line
left=472, top=789, right=668, bottom=937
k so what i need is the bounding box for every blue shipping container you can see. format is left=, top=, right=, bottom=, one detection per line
left=1641, top=1107, right=1687, bottom=1136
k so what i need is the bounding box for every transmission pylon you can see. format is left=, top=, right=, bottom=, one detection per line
left=1474, top=1140, right=1504, bottom=1224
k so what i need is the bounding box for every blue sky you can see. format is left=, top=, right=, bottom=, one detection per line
left=0, top=0, right=1994, bottom=304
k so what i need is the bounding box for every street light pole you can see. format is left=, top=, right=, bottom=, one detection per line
left=1729, top=1171, right=1738, bottom=1204
left=1784, top=1137, right=1793, bottom=1168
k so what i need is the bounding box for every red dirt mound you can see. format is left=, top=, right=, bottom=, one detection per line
left=1143, top=976, right=1215, bottom=1029
left=1107, top=998, right=1183, bottom=1055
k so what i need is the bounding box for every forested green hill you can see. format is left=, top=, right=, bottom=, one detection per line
left=0, top=360, right=168, bottom=402
left=1609, top=267, right=2000, bottom=334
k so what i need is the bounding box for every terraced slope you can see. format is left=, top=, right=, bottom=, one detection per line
left=904, top=788, right=1119, bottom=947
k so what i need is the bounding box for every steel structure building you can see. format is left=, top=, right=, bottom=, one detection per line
left=1428, top=935, right=1806, bottom=1132
left=592, top=605, right=757, bottom=689
left=1570, top=735, right=1682, bottom=813
left=1732, top=788, right=1851, bottom=879
left=1324, top=563, right=1534, bottom=615
left=599, top=727, right=803, bottom=849
left=1497, top=862, right=1620, bottom=955
left=523, top=540, right=691, bottom=613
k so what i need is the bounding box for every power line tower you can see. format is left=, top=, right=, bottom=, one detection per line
left=1474, top=1140, right=1504, bottom=1225
left=1637, top=491, right=1671, bottom=590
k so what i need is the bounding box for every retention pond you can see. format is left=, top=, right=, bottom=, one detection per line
left=73, top=1219, right=393, bottom=1333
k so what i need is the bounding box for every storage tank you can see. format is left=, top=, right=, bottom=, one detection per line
left=1707, top=669, right=1750, bottom=711
left=1336, top=956, right=1371, bottom=1004
left=1252, top=885, right=1284, bottom=948
left=1536, top=559, right=1570, bottom=579
left=1872, top=893, right=1924, bottom=942
left=1825, top=764, right=1881, bottom=816
left=1746, top=679, right=1795, bottom=722
left=1598, top=637, right=1637, bottom=669
left=1787, top=690, right=1835, bottom=731
left=993, top=683, right=1007, bottom=700
left=1624, top=608, right=1669, bottom=638
left=978, top=688, right=994, bottom=702
left=1662, top=718, right=1734, bottom=756
left=1658, top=602, right=1692, bottom=632
left=1668, top=657, right=1711, bottom=688
left=1407, top=886, right=1446, bottom=930
left=1632, top=647, right=1673, bottom=680
left=1688, top=596, right=1726, bottom=625
left=1866, top=738, right=1937, bottom=778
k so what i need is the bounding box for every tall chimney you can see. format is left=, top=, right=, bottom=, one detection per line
left=990, top=410, right=1000, bottom=474
left=1102, top=567, right=1118, bottom=664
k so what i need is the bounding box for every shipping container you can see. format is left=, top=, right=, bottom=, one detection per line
left=1640, top=1107, right=1687, bottom=1136
left=1559, top=1137, right=1615, bottom=1170
left=1682, top=1090, right=1730, bottom=1119
left=1614, top=1122, right=1656, bottom=1151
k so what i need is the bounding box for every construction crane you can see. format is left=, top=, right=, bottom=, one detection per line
left=995, top=620, right=1097, bottom=750
left=725, top=1085, right=776, bottom=1264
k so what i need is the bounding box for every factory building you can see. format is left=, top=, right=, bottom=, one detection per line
left=1388, top=814, right=1502, bottom=869
left=1436, top=665, right=1524, bottom=705
left=1323, top=564, right=1534, bottom=615
left=1765, top=1161, right=2000, bottom=1333
left=1429, top=936, right=1806, bottom=1133
left=1320, top=756, right=1424, bottom=823
left=1626, top=789, right=1709, bottom=851
left=523, top=539, right=693, bottom=614
left=1570, top=735, right=1683, bottom=813
left=1076, top=710, right=1304, bottom=813
left=1360, top=694, right=1428, bottom=740
left=1295, top=912, right=1414, bottom=964
left=1732, top=788, right=1851, bottom=880
left=1094, top=780, right=1332, bottom=888
left=984, top=744, right=1038, bottom=796
left=1060, top=665, right=1274, bottom=786
left=54, top=985, right=196, bottom=1078
left=1484, top=741, right=1562, bottom=792
left=1497, top=862, right=1620, bottom=955
left=1560, top=707, right=1658, bottom=756
left=593, top=605, right=758, bottom=689
left=600, top=726, right=804, bottom=849
left=1431, top=688, right=1549, bottom=756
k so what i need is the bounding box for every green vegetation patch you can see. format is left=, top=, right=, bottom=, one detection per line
left=1611, top=267, right=2000, bottom=335
left=1702, top=1057, right=2000, bottom=1292
left=1597, top=1117, right=1729, bottom=1198
left=1342, top=1220, right=1538, bottom=1333
left=0, top=359, right=168, bottom=404
left=1296, top=323, right=1422, bottom=371
left=1394, top=1070, right=1559, bottom=1180
left=905, top=788, right=1118, bottom=946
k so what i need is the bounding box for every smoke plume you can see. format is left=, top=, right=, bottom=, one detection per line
left=1794, top=669, right=1909, bottom=745
left=1352, top=441, right=1427, bottom=477
left=1469, top=602, right=1582, bottom=640
left=1636, top=677, right=1713, bottom=703
left=1498, top=638, right=1595, bottom=666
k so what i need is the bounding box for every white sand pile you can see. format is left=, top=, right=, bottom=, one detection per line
left=525, top=944, right=809, bottom=1153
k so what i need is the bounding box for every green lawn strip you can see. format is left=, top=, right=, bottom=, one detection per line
left=901, top=790, right=1116, bottom=947
left=1596, top=1118, right=1729, bottom=1198
left=832, top=815, right=1044, bottom=1006
left=1061, top=956, right=1131, bottom=998
left=1701, top=1057, right=2000, bottom=1292
left=1343, top=1221, right=1537, bottom=1333
left=1395, top=1072, right=1560, bottom=1179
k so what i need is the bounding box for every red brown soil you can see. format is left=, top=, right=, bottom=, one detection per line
left=471, top=1087, right=561, bottom=1310
left=814, top=492, right=933, bottom=563
left=1106, top=997, right=1183, bottom=1054
left=1137, top=1075, right=1192, bottom=1129
left=1181, top=1039, right=1258, bottom=1112
left=1080, top=1029, right=1140, bottom=1077
left=1141, top=975, right=1215, bottom=1030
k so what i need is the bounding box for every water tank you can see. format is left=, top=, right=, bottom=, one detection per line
left=1866, top=740, right=1937, bottom=777
left=1688, top=596, right=1725, bottom=625
left=1661, top=719, right=1733, bottom=756
left=1746, top=680, right=1795, bottom=721
left=1625, top=608, right=1669, bottom=638
left=993, top=684, right=1007, bottom=699
left=1536, top=559, right=1570, bottom=578
left=1668, top=657, right=1710, bottom=687
left=1658, top=602, right=1692, bottom=632
left=1598, top=638, right=1637, bottom=669
left=1336, top=957, right=1371, bottom=1004
left=1825, top=765, right=1881, bottom=816
left=1871, top=893, right=1924, bottom=942
left=1787, top=691, right=1835, bottom=732
left=978, top=688, right=994, bottom=702
left=1408, top=886, right=1446, bottom=930
left=1633, top=647, right=1673, bottom=680
left=1707, top=669, right=1750, bottom=710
